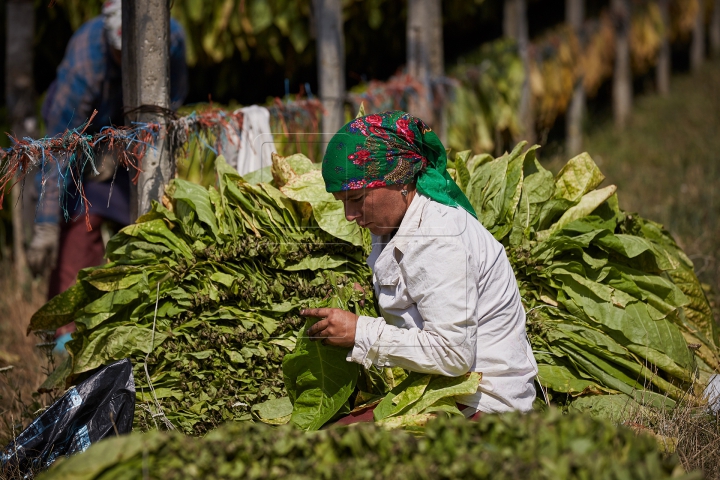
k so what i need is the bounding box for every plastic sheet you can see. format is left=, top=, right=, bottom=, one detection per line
left=1, top=358, right=135, bottom=476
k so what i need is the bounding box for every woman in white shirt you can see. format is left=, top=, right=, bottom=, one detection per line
left=302, top=111, right=537, bottom=418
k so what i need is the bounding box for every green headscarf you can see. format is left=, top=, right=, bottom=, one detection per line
left=321, top=110, right=477, bottom=218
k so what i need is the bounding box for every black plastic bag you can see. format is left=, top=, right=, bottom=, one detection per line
left=1, top=358, right=135, bottom=476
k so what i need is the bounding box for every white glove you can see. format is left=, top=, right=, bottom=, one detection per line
left=26, top=223, right=60, bottom=276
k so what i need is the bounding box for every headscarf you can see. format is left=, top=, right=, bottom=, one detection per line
left=321, top=110, right=477, bottom=218
left=102, top=0, right=122, bottom=51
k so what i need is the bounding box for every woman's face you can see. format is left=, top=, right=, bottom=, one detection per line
left=333, top=184, right=415, bottom=236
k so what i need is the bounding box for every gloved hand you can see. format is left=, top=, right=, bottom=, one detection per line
left=26, top=222, right=60, bottom=276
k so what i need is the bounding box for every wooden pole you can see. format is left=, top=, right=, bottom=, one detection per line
left=566, top=0, right=585, bottom=156
left=122, top=0, right=172, bottom=219
left=710, top=0, right=720, bottom=57
left=656, top=0, right=671, bottom=96
left=314, top=0, right=345, bottom=143
left=5, top=0, right=36, bottom=286
left=504, top=0, right=534, bottom=144
left=691, top=0, right=706, bottom=72
left=612, top=0, right=632, bottom=129
left=407, top=0, right=436, bottom=126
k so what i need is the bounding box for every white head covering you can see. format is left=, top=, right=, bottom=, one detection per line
left=102, top=0, right=122, bottom=51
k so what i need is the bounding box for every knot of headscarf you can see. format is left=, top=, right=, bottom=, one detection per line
left=321, top=110, right=477, bottom=218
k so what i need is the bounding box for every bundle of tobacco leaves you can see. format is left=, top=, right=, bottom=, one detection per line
left=40, top=410, right=693, bottom=480
left=28, top=155, right=376, bottom=436
left=448, top=142, right=720, bottom=406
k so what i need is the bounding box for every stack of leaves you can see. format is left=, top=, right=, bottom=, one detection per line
left=528, top=27, right=581, bottom=133
left=40, top=410, right=693, bottom=480
left=28, top=154, right=375, bottom=436
left=448, top=39, right=524, bottom=154
left=447, top=142, right=720, bottom=406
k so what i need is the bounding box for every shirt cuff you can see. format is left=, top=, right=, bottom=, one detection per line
left=346, top=315, right=385, bottom=368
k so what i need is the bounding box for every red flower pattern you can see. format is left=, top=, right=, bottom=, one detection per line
left=395, top=118, right=415, bottom=144
left=348, top=147, right=372, bottom=165
left=365, top=114, right=384, bottom=125
left=369, top=125, right=389, bottom=139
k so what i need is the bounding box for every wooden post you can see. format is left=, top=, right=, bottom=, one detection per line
left=504, top=0, right=534, bottom=144
left=691, top=0, right=706, bottom=72
left=314, top=0, right=345, bottom=143
left=407, top=0, right=439, bottom=127
left=612, top=0, right=632, bottom=129
left=122, top=0, right=172, bottom=219
left=710, top=0, right=720, bottom=57
left=656, top=0, right=671, bottom=96
left=5, top=0, right=36, bottom=285
left=566, top=0, right=585, bottom=156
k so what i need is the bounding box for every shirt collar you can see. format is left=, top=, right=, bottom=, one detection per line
left=389, top=192, right=429, bottom=253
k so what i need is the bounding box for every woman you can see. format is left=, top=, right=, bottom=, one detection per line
left=302, top=111, right=537, bottom=418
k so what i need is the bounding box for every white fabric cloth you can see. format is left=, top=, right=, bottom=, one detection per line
left=348, top=193, right=538, bottom=413
left=102, top=0, right=122, bottom=50
left=226, top=105, right=276, bottom=176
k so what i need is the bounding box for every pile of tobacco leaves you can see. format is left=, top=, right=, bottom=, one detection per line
left=449, top=142, right=720, bottom=406
left=29, top=155, right=376, bottom=435
left=40, top=410, right=694, bottom=480
left=30, top=142, right=720, bottom=435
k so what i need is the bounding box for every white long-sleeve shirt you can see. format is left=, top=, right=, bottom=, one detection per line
left=348, top=193, right=538, bottom=413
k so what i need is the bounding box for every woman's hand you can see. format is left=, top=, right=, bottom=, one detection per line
left=302, top=308, right=359, bottom=349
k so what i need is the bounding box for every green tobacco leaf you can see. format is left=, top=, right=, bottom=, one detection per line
left=283, top=254, right=350, bottom=271
left=42, top=429, right=166, bottom=480
left=454, top=150, right=472, bottom=191
left=121, top=219, right=193, bottom=259
left=466, top=154, right=509, bottom=229
left=85, top=266, right=145, bottom=292
left=252, top=397, right=293, bottom=425
left=540, top=185, right=617, bottom=239
left=669, top=267, right=719, bottom=347
left=283, top=318, right=360, bottom=431
left=554, top=153, right=605, bottom=202
left=172, top=179, right=220, bottom=240
left=374, top=372, right=480, bottom=421
left=537, top=364, right=606, bottom=396
left=402, top=372, right=481, bottom=416
left=29, top=283, right=89, bottom=333
left=73, top=326, right=168, bottom=375
left=568, top=394, right=640, bottom=421
left=374, top=373, right=432, bottom=421
left=281, top=169, right=363, bottom=246
left=376, top=413, right=435, bottom=430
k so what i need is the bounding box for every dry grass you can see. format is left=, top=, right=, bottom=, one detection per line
left=0, top=267, right=56, bottom=447
left=616, top=392, right=720, bottom=480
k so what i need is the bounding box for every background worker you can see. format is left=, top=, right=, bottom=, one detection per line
left=26, top=0, right=188, bottom=350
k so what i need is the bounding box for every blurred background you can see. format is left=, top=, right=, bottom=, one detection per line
left=0, top=0, right=719, bottom=437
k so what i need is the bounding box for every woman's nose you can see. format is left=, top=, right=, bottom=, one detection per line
left=344, top=205, right=362, bottom=222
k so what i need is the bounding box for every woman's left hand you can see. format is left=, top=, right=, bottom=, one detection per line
left=302, top=308, right=358, bottom=348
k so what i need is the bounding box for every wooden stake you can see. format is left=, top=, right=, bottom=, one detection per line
left=656, top=0, right=671, bottom=96
left=612, top=0, right=632, bottom=129
left=314, top=0, right=345, bottom=143
left=691, top=0, right=706, bottom=72
left=504, top=0, right=534, bottom=144
left=5, top=0, right=36, bottom=286
left=566, top=0, right=585, bottom=156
